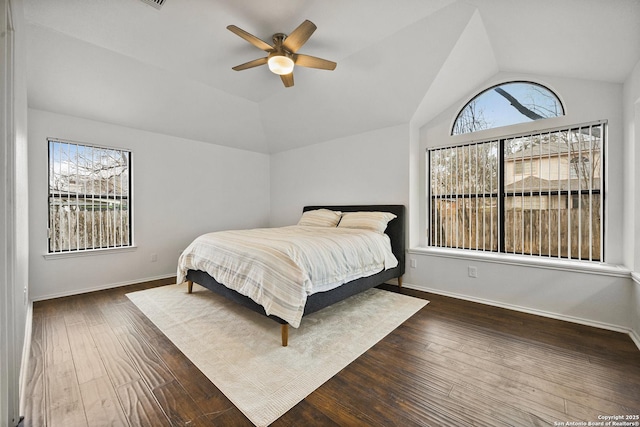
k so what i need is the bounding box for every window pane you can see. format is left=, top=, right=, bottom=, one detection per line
left=48, top=140, right=131, bottom=252
left=429, top=141, right=499, bottom=251
left=502, top=124, right=602, bottom=260
left=452, top=82, right=564, bottom=135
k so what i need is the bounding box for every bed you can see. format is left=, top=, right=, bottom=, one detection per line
left=179, top=204, right=405, bottom=346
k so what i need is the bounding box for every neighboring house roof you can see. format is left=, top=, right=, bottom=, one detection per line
left=504, top=176, right=601, bottom=193
left=504, top=140, right=601, bottom=161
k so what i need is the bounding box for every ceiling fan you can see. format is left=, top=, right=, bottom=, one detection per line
left=227, top=20, right=337, bottom=88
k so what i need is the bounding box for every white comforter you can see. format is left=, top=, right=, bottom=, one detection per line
left=177, top=225, right=398, bottom=328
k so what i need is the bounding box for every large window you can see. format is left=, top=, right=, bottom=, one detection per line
left=429, top=122, right=604, bottom=261
left=48, top=139, right=132, bottom=253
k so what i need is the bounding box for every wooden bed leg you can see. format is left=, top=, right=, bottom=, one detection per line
left=186, top=280, right=193, bottom=294
left=398, top=275, right=403, bottom=288
left=281, top=324, right=289, bottom=347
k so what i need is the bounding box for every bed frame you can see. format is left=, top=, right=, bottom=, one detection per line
left=185, top=204, right=405, bottom=346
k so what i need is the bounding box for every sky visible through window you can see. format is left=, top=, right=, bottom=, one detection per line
left=49, top=140, right=129, bottom=194
left=453, top=82, right=564, bottom=135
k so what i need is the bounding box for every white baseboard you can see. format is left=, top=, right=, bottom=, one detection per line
left=31, top=273, right=177, bottom=302
left=402, top=281, right=640, bottom=351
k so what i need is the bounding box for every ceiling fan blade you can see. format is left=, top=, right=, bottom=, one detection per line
left=282, top=20, right=316, bottom=53
left=294, top=54, right=336, bottom=70
left=227, top=25, right=273, bottom=52
left=280, top=72, right=294, bottom=87
left=232, top=57, right=268, bottom=71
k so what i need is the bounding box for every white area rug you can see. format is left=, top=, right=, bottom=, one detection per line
left=126, top=283, right=428, bottom=426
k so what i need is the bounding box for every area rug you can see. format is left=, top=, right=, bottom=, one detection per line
left=126, top=283, right=428, bottom=426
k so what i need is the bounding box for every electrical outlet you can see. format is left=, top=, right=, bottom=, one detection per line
left=151, top=253, right=158, bottom=262
left=468, top=266, right=478, bottom=278
left=410, top=259, right=417, bottom=268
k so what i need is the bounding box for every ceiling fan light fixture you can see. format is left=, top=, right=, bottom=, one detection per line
left=268, top=54, right=294, bottom=75
left=228, top=21, right=335, bottom=87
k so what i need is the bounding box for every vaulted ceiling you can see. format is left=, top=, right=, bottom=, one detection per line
left=24, top=0, right=640, bottom=153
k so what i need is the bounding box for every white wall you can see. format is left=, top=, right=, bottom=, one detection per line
left=407, top=72, right=634, bottom=332
left=623, top=61, right=640, bottom=274
left=407, top=252, right=632, bottom=328
left=28, top=109, right=271, bottom=300
left=623, top=58, right=640, bottom=344
left=269, top=124, right=410, bottom=226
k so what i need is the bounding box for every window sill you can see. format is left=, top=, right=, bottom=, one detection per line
left=408, top=247, right=631, bottom=278
left=43, top=246, right=137, bottom=260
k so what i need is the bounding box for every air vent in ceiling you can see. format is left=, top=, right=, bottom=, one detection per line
left=139, top=0, right=165, bottom=9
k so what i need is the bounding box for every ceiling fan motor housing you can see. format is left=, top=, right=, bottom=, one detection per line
left=228, top=20, right=336, bottom=87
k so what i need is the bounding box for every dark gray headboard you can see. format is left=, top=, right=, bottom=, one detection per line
left=303, top=205, right=406, bottom=276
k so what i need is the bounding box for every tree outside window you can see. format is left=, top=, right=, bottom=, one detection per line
left=48, top=139, right=132, bottom=252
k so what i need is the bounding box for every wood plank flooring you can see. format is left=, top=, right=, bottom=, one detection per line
left=22, top=278, right=640, bottom=426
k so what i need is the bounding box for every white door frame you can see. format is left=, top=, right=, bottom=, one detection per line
left=0, top=0, right=21, bottom=425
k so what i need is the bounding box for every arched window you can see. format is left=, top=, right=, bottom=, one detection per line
left=452, top=81, right=564, bottom=135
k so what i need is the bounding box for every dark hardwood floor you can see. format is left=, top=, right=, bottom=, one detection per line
left=22, top=278, right=640, bottom=426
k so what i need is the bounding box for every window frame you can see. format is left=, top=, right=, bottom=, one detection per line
left=46, top=138, right=134, bottom=256
left=427, top=120, right=606, bottom=262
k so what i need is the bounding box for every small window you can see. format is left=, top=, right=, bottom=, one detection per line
left=452, top=81, right=564, bottom=135
left=48, top=139, right=132, bottom=253
left=570, top=156, right=590, bottom=179
left=514, top=161, right=537, bottom=176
